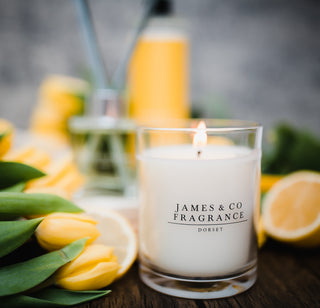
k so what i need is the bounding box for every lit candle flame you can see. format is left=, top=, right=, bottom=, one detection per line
left=193, top=121, right=207, bottom=147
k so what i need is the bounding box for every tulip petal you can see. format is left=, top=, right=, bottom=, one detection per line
left=55, top=244, right=115, bottom=278
left=56, top=262, right=120, bottom=291
left=0, top=238, right=87, bottom=296
left=0, top=218, right=43, bottom=258
left=44, top=212, right=97, bottom=224
left=35, top=214, right=100, bottom=251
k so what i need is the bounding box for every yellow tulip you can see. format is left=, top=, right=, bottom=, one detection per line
left=35, top=213, right=100, bottom=251
left=0, top=118, right=14, bottom=158
left=55, top=244, right=120, bottom=290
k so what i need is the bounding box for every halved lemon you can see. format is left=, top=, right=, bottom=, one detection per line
left=256, top=217, right=267, bottom=248
left=262, top=171, right=320, bottom=247
left=261, top=174, right=283, bottom=193
left=85, top=209, right=138, bottom=278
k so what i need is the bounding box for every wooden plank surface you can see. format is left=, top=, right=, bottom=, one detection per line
left=3, top=239, right=318, bottom=307
left=76, top=240, right=320, bottom=308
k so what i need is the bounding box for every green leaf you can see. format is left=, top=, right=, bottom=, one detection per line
left=1, top=288, right=110, bottom=307
left=0, top=183, right=27, bottom=219
left=0, top=218, right=43, bottom=258
left=0, top=238, right=87, bottom=296
left=34, top=287, right=110, bottom=305
left=1, top=182, right=26, bottom=192
left=262, top=123, right=320, bottom=174
left=0, top=192, right=83, bottom=216
left=0, top=295, right=59, bottom=308
left=0, top=162, right=45, bottom=189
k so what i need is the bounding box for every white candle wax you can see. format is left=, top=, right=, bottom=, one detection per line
left=138, top=144, right=260, bottom=277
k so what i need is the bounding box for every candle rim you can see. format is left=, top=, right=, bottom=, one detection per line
left=138, top=119, right=262, bottom=133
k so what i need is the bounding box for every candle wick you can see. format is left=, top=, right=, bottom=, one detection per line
left=197, top=150, right=201, bottom=158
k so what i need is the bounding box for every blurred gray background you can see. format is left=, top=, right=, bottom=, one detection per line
left=0, top=0, right=319, bottom=135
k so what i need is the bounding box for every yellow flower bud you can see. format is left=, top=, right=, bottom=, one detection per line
left=55, top=244, right=120, bottom=290
left=35, top=213, right=100, bottom=251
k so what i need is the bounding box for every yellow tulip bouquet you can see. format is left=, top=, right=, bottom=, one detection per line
left=0, top=161, right=120, bottom=307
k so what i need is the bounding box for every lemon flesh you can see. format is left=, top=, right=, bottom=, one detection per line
left=262, top=171, right=320, bottom=247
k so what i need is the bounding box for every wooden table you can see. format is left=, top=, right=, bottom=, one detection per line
left=77, top=240, right=320, bottom=308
